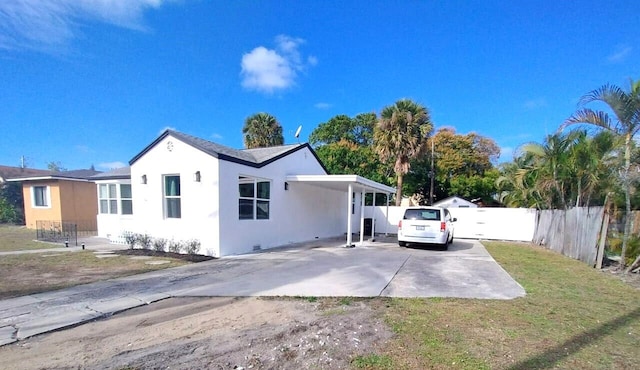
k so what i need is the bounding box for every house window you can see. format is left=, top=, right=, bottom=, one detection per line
left=98, top=184, right=133, bottom=215
left=32, top=186, right=49, bottom=207
left=98, top=184, right=118, bottom=214
left=164, top=175, right=181, bottom=218
left=238, top=176, right=270, bottom=220
left=120, top=184, right=133, bottom=215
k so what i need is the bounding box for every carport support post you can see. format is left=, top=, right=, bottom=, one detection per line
left=371, top=191, right=376, bottom=240
left=359, top=189, right=365, bottom=245
left=346, top=184, right=353, bottom=247
left=385, top=193, right=390, bottom=236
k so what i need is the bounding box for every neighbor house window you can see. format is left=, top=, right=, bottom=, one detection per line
left=120, top=184, right=133, bottom=215
left=98, top=184, right=118, bottom=214
left=32, top=186, right=49, bottom=207
left=239, top=176, right=270, bottom=220
left=164, top=175, right=181, bottom=218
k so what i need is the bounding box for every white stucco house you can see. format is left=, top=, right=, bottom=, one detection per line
left=93, top=130, right=395, bottom=257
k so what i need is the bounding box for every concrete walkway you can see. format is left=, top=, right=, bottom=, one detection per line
left=0, top=238, right=525, bottom=346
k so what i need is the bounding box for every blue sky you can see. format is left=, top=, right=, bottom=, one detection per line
left=0, top=0, right=637, bottom=171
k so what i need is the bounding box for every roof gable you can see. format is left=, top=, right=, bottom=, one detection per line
left=129, top=129, right=328, bottom=173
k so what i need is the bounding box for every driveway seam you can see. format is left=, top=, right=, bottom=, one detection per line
left=379, top=254, right=411, bottom=296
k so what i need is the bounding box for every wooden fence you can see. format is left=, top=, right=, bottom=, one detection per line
left=533, top=207, right=607, bottom=266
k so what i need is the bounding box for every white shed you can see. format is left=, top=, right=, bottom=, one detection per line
left=94, top=130, right=395, bottom=257
left=433, top=196, right=478, bottom=208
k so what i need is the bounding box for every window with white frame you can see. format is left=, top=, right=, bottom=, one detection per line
left=98, top=184, right=133, bottom=215
left=164, top=175, right=181, bottom=218
left=98, top=184, right=118, bottom=214
left=120, top=184, right=133, bottom=215
left=32, top=186, right=49, bottom=207
left=238, top=176, right=270, bottom=220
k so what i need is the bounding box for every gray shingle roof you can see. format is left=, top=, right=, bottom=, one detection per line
left=50, top=169, right=101, bottom=180
left=129, top=130, right=327, bottom=173
left=0, top=165, right=52, bottom=181
left=91, top=167, right=131, bottom=180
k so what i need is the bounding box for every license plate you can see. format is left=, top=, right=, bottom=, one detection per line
left=416, top=225, right=425, bottom=230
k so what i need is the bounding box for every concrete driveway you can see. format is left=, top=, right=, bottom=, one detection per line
left=0, top=238, right=525, bottom=345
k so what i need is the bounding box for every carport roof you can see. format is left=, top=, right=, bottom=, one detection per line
left=285, top=174, right=396, bottom=194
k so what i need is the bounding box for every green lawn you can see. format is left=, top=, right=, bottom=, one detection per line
left=370, top=241, right=640, bottom=370
left=0, top=225, right=61, bottom=251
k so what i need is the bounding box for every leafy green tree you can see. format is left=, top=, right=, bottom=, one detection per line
left=405, top=128, right=500, bottom=204
left=374, top=99, right=433, bottom=205
left=0, top=182, right=24, bottom=224
left=560, top=79, right=640, bottom=269
left=47, top=161, right=67, bottom=172
left=310, top=113, right=391, bottom=183
left=242, top=113, right=284, bottom=149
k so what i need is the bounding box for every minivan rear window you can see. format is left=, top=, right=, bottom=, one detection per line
left=404, top=209, right=440, bottom=221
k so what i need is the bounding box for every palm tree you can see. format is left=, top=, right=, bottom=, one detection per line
left=242, top=113, right=285, bottom=149
left=374, top=99, right=433, bottom=205
left=560, top=79, right=640, bottom=269
left=520, top=132, right=579, bottom=210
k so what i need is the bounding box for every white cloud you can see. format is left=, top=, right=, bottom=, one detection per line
left=314, top=102, right=331, bottom=109
left=98, top=161, right=127, bottom=170
left=0, top=0, right=169, bottom=51
left=211, top=133, right=223, bottom=140
left=607, top=45, right=632, bottom=63
left=241, top=34, right=317, bottom=94
left=523, top=98, right=547, bottom=110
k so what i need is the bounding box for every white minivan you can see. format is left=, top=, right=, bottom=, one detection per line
left=397, top=206, right=456, bottom=249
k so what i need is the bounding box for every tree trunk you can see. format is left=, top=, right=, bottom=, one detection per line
left=395, top=173, right=404, bottom=206
left=620, top=133, right=632, bottom=270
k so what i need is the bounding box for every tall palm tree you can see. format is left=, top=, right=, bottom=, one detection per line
left=560, top=79, right=640, bottom=269
left=242, top=113, right=285, bottom=149
left=374, top=99, right=433, bottom=205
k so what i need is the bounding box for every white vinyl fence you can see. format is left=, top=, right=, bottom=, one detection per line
left=364, top=206, right=537, bottom=242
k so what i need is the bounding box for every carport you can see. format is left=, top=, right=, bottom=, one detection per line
left=285, top=175, right=396, bottom=247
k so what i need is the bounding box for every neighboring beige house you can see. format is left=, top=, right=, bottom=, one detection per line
left=8, top=169, right=101, bottom=230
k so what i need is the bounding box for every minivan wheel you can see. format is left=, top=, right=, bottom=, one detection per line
left=399, top=241, right=407, bottom=247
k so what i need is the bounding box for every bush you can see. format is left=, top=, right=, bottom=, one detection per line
left=0, top=198, right=20, bottom=224
left=168, top=239, right=183, bottom=253
left=608, top=235, right=640, bottom=266
left=138, top=234, right=152, bottom=250
left=124, top=232, right=140, bottom=249
left=184, top=239, right=201, bottom=255
left=153, top=237, right=167, bottom=252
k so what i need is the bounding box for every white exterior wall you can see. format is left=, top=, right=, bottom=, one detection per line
left=365, top=206, right=537, bottom=242
left=130, top=136, right=221, bottom=256
left=218, top=146, right=346, bottom=256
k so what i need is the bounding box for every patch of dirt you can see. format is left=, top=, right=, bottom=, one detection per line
left=0, top=297, right=393, bottom=370
left=115, top=248, right=217, bottom=262
left=600, top=263, right=640, bottom=290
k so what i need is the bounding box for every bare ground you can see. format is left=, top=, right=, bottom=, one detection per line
left=0, top=297, right=393, bottom=370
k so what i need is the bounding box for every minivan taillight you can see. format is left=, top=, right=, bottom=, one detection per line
left=398, top=220, right=402, bottom=230
left=440, top=222, right=446, bottom=232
